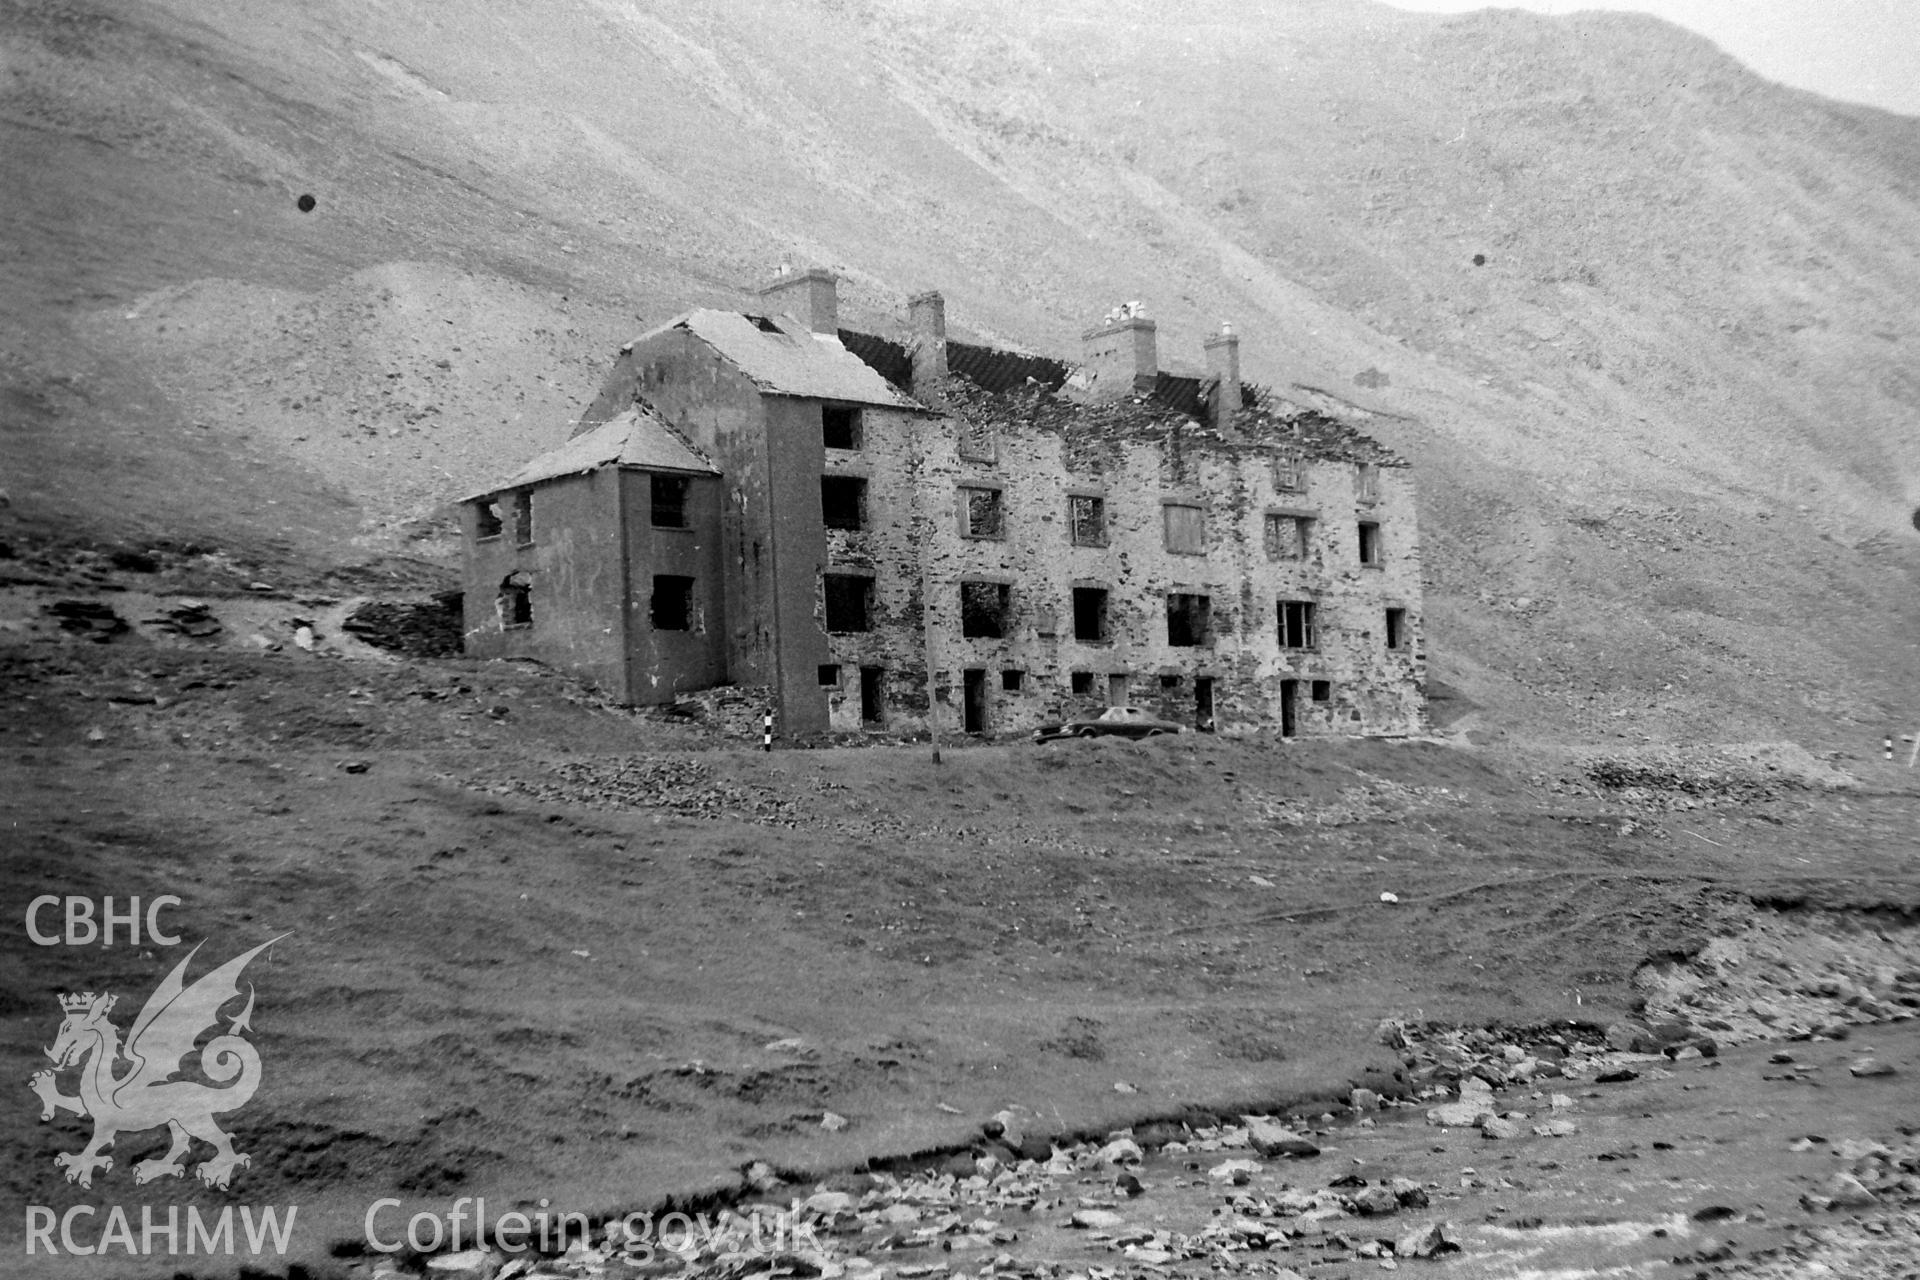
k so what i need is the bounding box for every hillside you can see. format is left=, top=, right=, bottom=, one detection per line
left=3, top=0, right=1918, bottom=747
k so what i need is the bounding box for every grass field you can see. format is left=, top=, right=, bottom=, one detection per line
left=5, top=618, right=1917, bottom=1276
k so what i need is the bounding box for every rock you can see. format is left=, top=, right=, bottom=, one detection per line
left=1478, top=1116, right=1520, bottom=1140
left=1594, top=1068, right=1639, bottom=1084
left=1350, top=1087, right=1381, bottom=1112
left=42, top=600, right=130, bottom=642
left=1095, top=1137, right=1143, bottom=1164
left=1207, top=1159, right=1262, bottom=1183
left=1243, top=1117, right=1319, bottom=1158
left=1013, top=1133, right=1052, bottom=1162
left=1848, top=1058, right=1896, bottom=1078
left=1070, top=1209, right=1125, bottom=1230
left=820, top=1111, right=849, bottom=1131
left=1113, top=1080, right=1137, bottom=1094
left=1352, top=1186, right=1399, bottom=1216
left=1427, top=1100, right=1493, bottom=1128
left=341, top=760, right=371, bottom=773
left=424, top=1250, right=495, bottom=1277
left=1822, top=1173, right=1879, bottom=1208
left=1548, top=1093, right=1574, bottom=1111
left=1458, top=1075, right=1494, bottom=1099
left=1532, top=1119, right=1578, bottom=1138
left=804, top=1191, right=856, bottom=1216
left=745, top=1161, right=783, bottom=1194
left=1116, top=1171, right=1144, bottom=1197
left=1769, top=1050, right=1795, bottom=1065
left=989, top=1109, right=1026, bottom=1149
left=1390, top=1177, right=1429, bottom=1208
left=765, top=1037, right=816, bottom=1057
left=1394, top=1221, right=1462, bottom=1258
left=1605, top=1020, right=1656, bottom=1053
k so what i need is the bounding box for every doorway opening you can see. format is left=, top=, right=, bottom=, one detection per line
left=963, top=669, right=988, bottom=734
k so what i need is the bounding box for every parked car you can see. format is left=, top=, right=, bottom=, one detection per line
left=1033, top=705, right=1186, bottom=742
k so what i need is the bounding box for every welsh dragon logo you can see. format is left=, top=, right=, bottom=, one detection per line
left=29, top=937, right=285, bottom=1190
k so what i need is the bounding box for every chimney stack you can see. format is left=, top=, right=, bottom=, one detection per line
left=1204, top=322, right=1242, bottom=429
left=1080, top=304, right=1158, bottom=400
left=908, top=290, right=948, bottom=397
left=755, top=266, right=839, bottom=335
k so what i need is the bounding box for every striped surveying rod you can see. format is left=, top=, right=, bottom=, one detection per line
left=763, top=710, right=773, bottom=753
left=1888, top=735, right=1896, bottom=762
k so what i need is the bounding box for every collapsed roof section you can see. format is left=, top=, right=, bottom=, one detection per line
left=931, top=375, right=1405, bottom=467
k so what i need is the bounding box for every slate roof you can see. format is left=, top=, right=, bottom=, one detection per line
left=461, top=402, right=717, bottom=501
left=636, top=310, right=924, bottom=410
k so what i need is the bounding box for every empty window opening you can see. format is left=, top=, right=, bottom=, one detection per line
left=475, top=499, right=503, bottom=540
left=1069, top=494, right=1107, bottom=546
left=1273, top=450, right=1305, bottom=492
left=1278, top=600, right=1317, bottom=650
left=818, top=664, right=842, bottom=688
left=860, top=667, right=885, bottom=724
left=1070, top=671, right=1095, bottom=696
left=1358, top=521, right=1383, bottom=566
left=960, top=580, right=1010, bottom=638
left=820, top=475, right=867, bottom=531
left=823, top=574, right=873, bottom=633
left=1072, top=587, right=1109, bottom=642
left=1107, top=674, right=1129, bottom=706
left=1264, top=513, right=1312, bottom=561
left=1163, top=502, right=1205, bottom=554
left=511, top=490, right=533, bottom=545
left=1194, top=676, right=1215, bottom=731
left=1311, top=679, right=1332, bottom=703
left=651, top=474, right=689, bottom=528
left=1279, top=679, right=1299, bottom=737
left=1159, top=673, right=1182, bottom=690
left=1385, top=607, right=1407, bottom=650
left=498, top=572, right=532, bottom=629
left=651, top=575, right=694, bottom=631
left=822, top=406, right=862, bottom=450
left=961, top=486, right=1004, bottom=539
left=1001, top=669, right=1024, bottom=692
left=1357, top=463, right=1380, bottom=505
left=1166, top=593, right=1212, bottom=647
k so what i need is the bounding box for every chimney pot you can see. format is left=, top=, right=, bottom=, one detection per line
left=755, top=266, right=839, bottom=335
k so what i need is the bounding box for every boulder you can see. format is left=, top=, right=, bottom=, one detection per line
left=1394, top=1221, right=1462, bottom=1258
left=1352, top=1186, right=1399, bottom=1216
left=1243, top=1117, right=1320, bottom=1158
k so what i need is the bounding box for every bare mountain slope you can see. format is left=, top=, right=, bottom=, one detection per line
left=3, top=0, right=1916, bottom=746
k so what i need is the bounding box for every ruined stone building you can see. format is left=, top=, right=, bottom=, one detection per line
left=460, top=269, right=1426, bottom=739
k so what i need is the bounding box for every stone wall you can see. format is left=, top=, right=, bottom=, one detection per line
left=816, top=409, right=1426, bottom=737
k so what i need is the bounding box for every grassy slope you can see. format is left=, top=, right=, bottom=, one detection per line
left=2, top=0, right=1918, bottom=749
left=10, top=636, right=1917, bottom=1275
